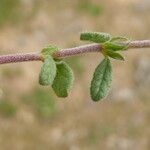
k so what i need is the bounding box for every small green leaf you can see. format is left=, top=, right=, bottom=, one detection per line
left=104, top=41, right=128, bottom=51
left=80, top=32, right=111, bottom=43
left=106, top=50, right=125, bottom=61
left=39, top=56, right=56, bottom=86
left=41, top=45, right=60, bottom=58
left=90, top=58, right=112, bottom=101
left=52, top=62, right=74, bottom=97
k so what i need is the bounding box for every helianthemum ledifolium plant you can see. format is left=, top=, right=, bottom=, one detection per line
left=39, top=32, right=130, bottom=101
left=0, top=31, right=150, bottom=102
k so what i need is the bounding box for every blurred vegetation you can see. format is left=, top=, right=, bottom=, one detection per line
left=77, top=0, right=103, bottom=17
left=0, top=0, right=40, bottom=27
left=22, top=88, right=57, bottom=118
left=0, top=100, right=17, bottom=118
left=0, top=0, right=21, bottom=26
left=66, top=57, right=84, bottom=75
left=2, top=67, right=23, bottom=78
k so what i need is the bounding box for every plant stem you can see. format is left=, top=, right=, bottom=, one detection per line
left=0, top=52, right=42, bottom=64
left=0, top=40, right=150, bottom=65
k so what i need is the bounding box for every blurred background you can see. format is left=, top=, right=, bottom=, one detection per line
left=0, top=0, right=150, bottom=149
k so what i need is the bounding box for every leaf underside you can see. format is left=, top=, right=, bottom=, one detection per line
left=80, top=32, right=111, bottom=43
left=106, top=50, right=125, bottom=61
left=110, top=36, right=129, bottom=42
left=39, top=56, right=56, bottom=86
left=52, top=62, right=74, bottom=97
left=90, top=58, right=112, bottom=101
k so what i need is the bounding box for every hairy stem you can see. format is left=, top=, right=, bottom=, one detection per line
left=0, top=52, right=42, bottom=64
left=0, top=40, right=150, bottom=64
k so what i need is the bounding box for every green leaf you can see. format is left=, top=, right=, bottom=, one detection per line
left=104, top=41, right=128, bottom=51
left=106, top=50, right=125, bottom=61
left=39, top=56, right=56, bottom=86
left=90, top=58, right=112, bottom=101
left=41, top=45, right=60, bottom=58
left=80, top=32, right=111, bottom=43
left=52, top=62, right=74, bottom=97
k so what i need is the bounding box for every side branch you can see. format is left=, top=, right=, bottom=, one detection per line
left=0, top=40, right=150, bottom=64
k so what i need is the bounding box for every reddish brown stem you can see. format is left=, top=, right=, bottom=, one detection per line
left=0, top=40, right=150, bottom=64
left=0, top=52, right=42, bottom=64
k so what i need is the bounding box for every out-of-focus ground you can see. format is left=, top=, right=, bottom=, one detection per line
left=0, top=0, right=150, bottom=150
